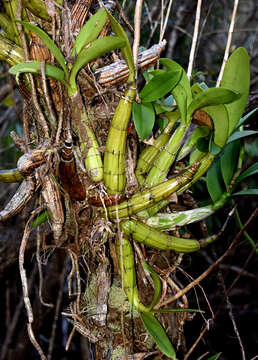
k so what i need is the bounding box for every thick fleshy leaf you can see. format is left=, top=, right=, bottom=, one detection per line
left=132, top=102, right=155, bottom=140
left=139, top=70, right=182, bottom=103
left=232, top=189, right=258, bottom=196
left=207, top=353, right=222, bottom=360
left=227, top=130, right=258, bottom=143
left=201, top=104, right=229, bottom=148
left=9, top=61, right=67, bottom=85
left=69, top=36, right=126, bottom=94
left=188, top=87, right=241, bottom=119
left=235, top=162, right=258, bottom=184
left=207, top=157, right=224, bottom=202
left=16, top=21, right=68, bottom=78
left=71, top=10, right=107, bottom=56
left=142, top=263, right=161, bottom=310
left=140, top=313, right=176, bottom=359
left=220, top=47, right=250, bottom=136
left=160, top=58, right=192, bottom=124
left=236, top=107, right=258, bottom=129
left=220, top=140, right=240, bottom=188
left=104, top=7, right=134, bottom=80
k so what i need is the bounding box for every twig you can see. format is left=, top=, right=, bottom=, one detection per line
left=187, top=0, right=202, bottom=80
left=114, top=0, right=134, bottom=34
left=55, top=82, right=64, bottom=144
left=133, top=0, right=144, bottom=87
left=36, top=227, right=54, bottom=308
left=159, top=207, right=258, bottom=307
left=182, top=208, right=258, bottom=359
left=40, top=61, right=57, bottom=137
left=159, top=0, right=174, bottom=41
left=19, top=207, right=47, bottom=360
left=216, top=0, right=240, bottom=87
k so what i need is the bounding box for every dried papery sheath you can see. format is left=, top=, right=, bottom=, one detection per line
left=59, top=141, right=86, bottom=201
left=87, top=192, right=126, bottom=207
left=94, top=41, right=166, bottom=88
left=0, top=178, right=35, bottom=221
left=29, top=31, right=51, bottom=62
left=17, top=151, right=46, bottom=177
left=41, top=174, right=64, bottom=244
left=71, top=0, right=93, bottom=36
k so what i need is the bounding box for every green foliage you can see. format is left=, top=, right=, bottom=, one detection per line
left=207, top=157, right=224, bottom=202
left=235, top=162, right=258, bottom=184
left=227, top=130, right=258, bottom=143
left=142, top=262, right=161, bottom=310
left=220, top=47, right=250, bottom=136
left=202, top=104, right=229, bottom=148
left=69, top=36, right=126, bottom=94
left=31, top=210, right=50, bottom=228
left=233, top=189, right=258, bottom=196
left=207, top=353, right=222, bottom=360
left=187, top=87, right=240, bottom=118
left=104, top=7, right=134, bottom=80
left=71, top=9, right=107, bottom=56
left=160, top=58, right=192, bottom=123
left=17, top=21, right=68, bottom=79
left=139, top=70, right=182, bottom=103
left=220, top=141, right=240, bottom=187
left=132, top=102, right=155, bottom=140
left=236, top=107, right=258, bottom=129
left=140, top=313, right=177, bottom=359
left=9, top=61, right=67, bottom=85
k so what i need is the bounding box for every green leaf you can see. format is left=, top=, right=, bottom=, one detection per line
left=31, top=210, right=50, bottom=228
left=2, top=95, right=14, bottom=107
left=71, top=9, right=107, bottom=56
left=201, top=104, right=229, bottom=148
left=191, top=82, right=204, bottom=98
left=139, top=70, right=182, bottom=103
left=188, top=87, right=241, bottom=119
left=209, top=139, right=222, bottom=155
left=207, top=353, right=222, bottom=360
left=207, top=157, right=224, bottom=202
left=227, top=130, right=258, bottom=143
left=9, top=61, right=67, bottom=85
left=140, top=313, right=176, bottom=359
left=69, top=36, right=126, bottom=95
left=196, top=136, right=209, bottom=153
left=236, top=107, right=258, bottom=129
left=132, top=102, right=155, bottom=140
left=232, top=189, right=258, bottom=196
left=220, top=140, right=240, bottom=187
left=160, top=58, right=192, bottom=124
left=150, top=308, right=204, bottom=314
left=104, top=7, right=134, bottom=81
left=142, top=263, right=161, bottom=310
left=16, top=21, right=68, bottom=79
left=156, top=117, right=168, bottom=130
left=235, top=162, right=258, bottom=184
left=220, top=47, right=250, bottom=136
